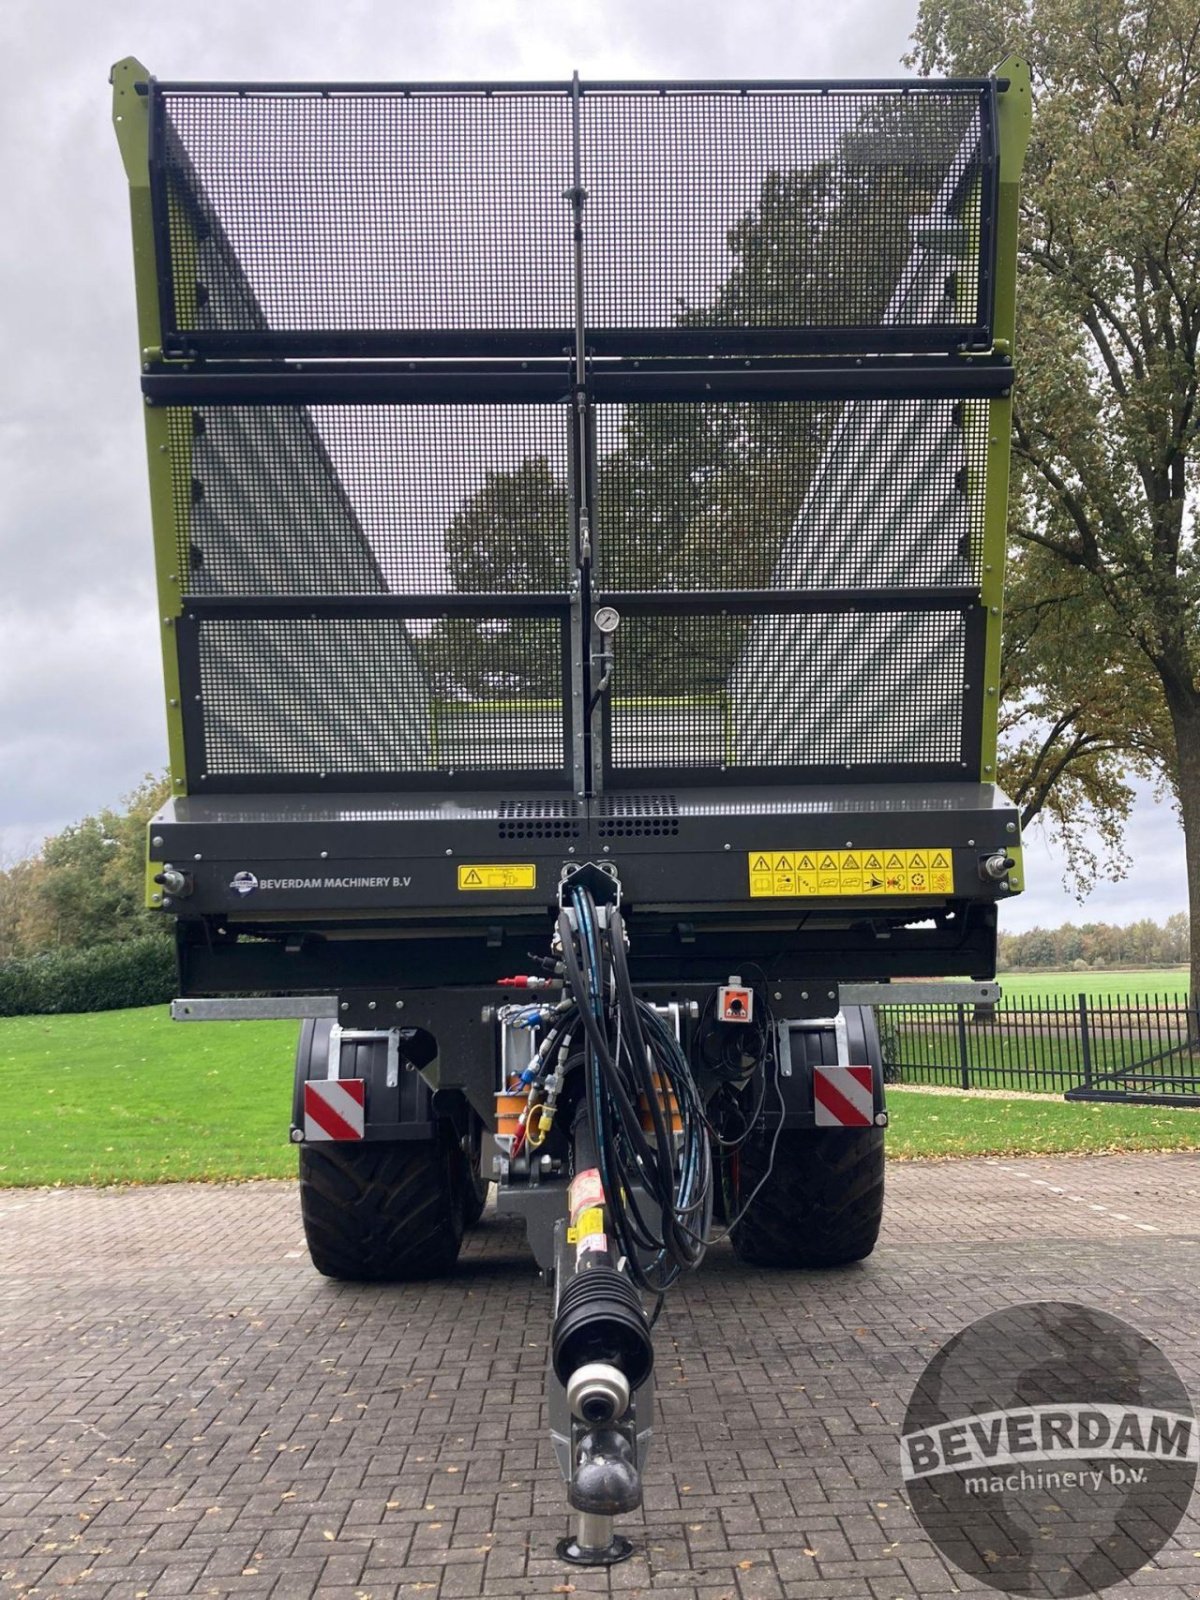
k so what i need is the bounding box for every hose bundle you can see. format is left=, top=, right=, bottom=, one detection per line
left=557, top=882, right=712, bottom=1293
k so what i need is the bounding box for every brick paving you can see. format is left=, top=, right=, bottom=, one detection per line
left=1, top=1152, right=1198, bottom=1599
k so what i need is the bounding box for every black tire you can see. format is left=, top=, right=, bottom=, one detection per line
left=299, top=1130, right=466, bottom=1281
left=460, top=1117, right=489, bottom=1228
left=731, top=1125, right=885, bottom=1268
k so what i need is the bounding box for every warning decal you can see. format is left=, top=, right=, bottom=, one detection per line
left=303, top=1078, right=366, bottom=1141
left=457, top=864, right=537, bottom=891
left=747, top=848, right=955, bottom=898
left=813, top=1064, right=874, bottom=1127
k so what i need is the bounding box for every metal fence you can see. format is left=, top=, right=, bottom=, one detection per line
left=878, top=993, right=1200, bottom=1104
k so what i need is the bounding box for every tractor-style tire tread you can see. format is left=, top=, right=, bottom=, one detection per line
left=299, top=1134, right=465, bottom=1281
left=732, top=1126, right=885, bottom=1268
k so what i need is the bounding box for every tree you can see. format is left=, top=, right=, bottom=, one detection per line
left=907, top=0, right=1200, bottom=984
left=0, top=774, right=171, bottom=958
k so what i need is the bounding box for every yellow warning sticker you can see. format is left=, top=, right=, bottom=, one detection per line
left=457, top=864, right=537, bottom=891
left=747, top=848, right=955, bottom=897
left=576, top=1206, right=604, bottom=1239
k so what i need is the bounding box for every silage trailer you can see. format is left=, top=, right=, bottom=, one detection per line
left=112, top=55, right=1029, bottom=1561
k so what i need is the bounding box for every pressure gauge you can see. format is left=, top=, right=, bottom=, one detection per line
left=594, top=606, right=621, bottom=635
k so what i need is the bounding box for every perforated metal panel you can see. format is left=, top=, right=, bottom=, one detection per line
left=593, top=399, right=987, bottom=592
left=184, top=614, right=567, bottom=787
left=579, top=87, right=991, bottom=344
left=169, top=404, right=572, bottom=596
left=606, top=610, right=973, bottom=777
left=139, top=72, right=1007, bottom=795
left=156, top=88, right=575, bottom=341
left=150, top=79, right=995, bottom=355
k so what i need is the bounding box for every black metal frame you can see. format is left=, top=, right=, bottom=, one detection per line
left=597, top=600, right=987, bottom=789
left=144, top=70, right=1006, bottom=799
left=176, top=598, right=576, bottom=793
left=146, top=76, right=1000, bottom=362
left=142, top=356, right=1013, bottom=408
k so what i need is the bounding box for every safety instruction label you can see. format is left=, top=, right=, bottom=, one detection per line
left=747, top=848, right=955, bottom=898
left=457, top=864, right=536, bottom=891
left=568, top=1206, right=606, bottom=1244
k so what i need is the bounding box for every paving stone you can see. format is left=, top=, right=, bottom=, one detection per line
left=1, top=1152, right=1198, bottom=1599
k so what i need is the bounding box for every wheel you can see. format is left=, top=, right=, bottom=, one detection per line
left=460, top=1117, right=490, bottom=1228
left=299, top=1130, right=466, bottom=1280
left=731, top=1124, right=885, bottom=1268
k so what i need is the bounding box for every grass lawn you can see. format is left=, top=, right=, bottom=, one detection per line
left=2, top=1006, right=1199, bottom=1187
left=996, top=968, right=1188, bottom=1002
left=0, top=1007, right=296, bottom=1186
left=886, top=1087, right=1200, bottom=1160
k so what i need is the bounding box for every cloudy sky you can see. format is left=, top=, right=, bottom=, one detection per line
left=0, top=0, right=1185, bottom=934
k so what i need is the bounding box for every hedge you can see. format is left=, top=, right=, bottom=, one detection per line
left=0, top=934, right=175, bottom=1016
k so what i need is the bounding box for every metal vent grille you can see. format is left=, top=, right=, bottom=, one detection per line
left=593, top=795, right=680, bottom=837
left=593, top=399, right=986, bottom=592
left=608, top=611, right=968, bottom=773
left=498, top=800, right=584, bottom=840
left=580, top=87, right=989, bottom=337
left=168, top=404, right=571, bottom=597
left=157, top=89, right=574, bottom=336
left=191, top=616, right=566, bottom=782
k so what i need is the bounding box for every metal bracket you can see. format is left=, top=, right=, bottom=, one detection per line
left=172, top=995, right=337, bottom=1021
left=326, top=1024, right=401, bottom=1088
left=840, top=982, right=1000, bottom=1006
left=777, top=1011, right=848, bottom=1076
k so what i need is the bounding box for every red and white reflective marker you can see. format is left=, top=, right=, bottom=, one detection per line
left=813, top=1064, right=874, bottom=1127
left=303, top=1078, right=366, bottom=1141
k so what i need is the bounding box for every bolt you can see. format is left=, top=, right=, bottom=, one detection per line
left=193, top=852, right=202, bottom=861
left=290, top=1128, right=304, bottom=1143
left=445, top=848, right=453, bottom=857
left=368, top=1001, right=377, bottom=1011
left=1006, top=821, right=1017, bottom=834
left=340, top=1002, right=349, bottom=1013
left=320, top=850, right=328, bottom=860
left=827, top=990, right=835, bottom=1000
left=395, top=1000, right=404, bottom=1011
left=775, top=991, right=784, bottom=1001
left=723, top=842, right=731, bottom=851
left=602, top=845, right=610, bottom=853
left=151, top=835, right=164, bottom=847
left=151, top=892, right=162, bottom=903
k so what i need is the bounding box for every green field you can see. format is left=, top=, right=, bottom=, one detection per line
left=996, top=969, right=1188, bottom=1002
left=886, top=1088, right=1200, bottom=1158
left=0, top=1007, right=296, bottom=1186
left=1, top=1005, right=1199, bottom=1188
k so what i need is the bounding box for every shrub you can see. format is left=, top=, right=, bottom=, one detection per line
left=0, top=934, right=175, bottom=1016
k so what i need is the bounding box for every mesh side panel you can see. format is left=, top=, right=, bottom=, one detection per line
left=580, top=89, right=986, bottom=333
left=196, top=616, right=564, bottom=778
left=609, top=612, right=965, bottom=771
left=168, top=404, right=571, bottom=596
left=159, top=91, right=574, bottom=334
left=594, top=399, right=986, bottom=591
